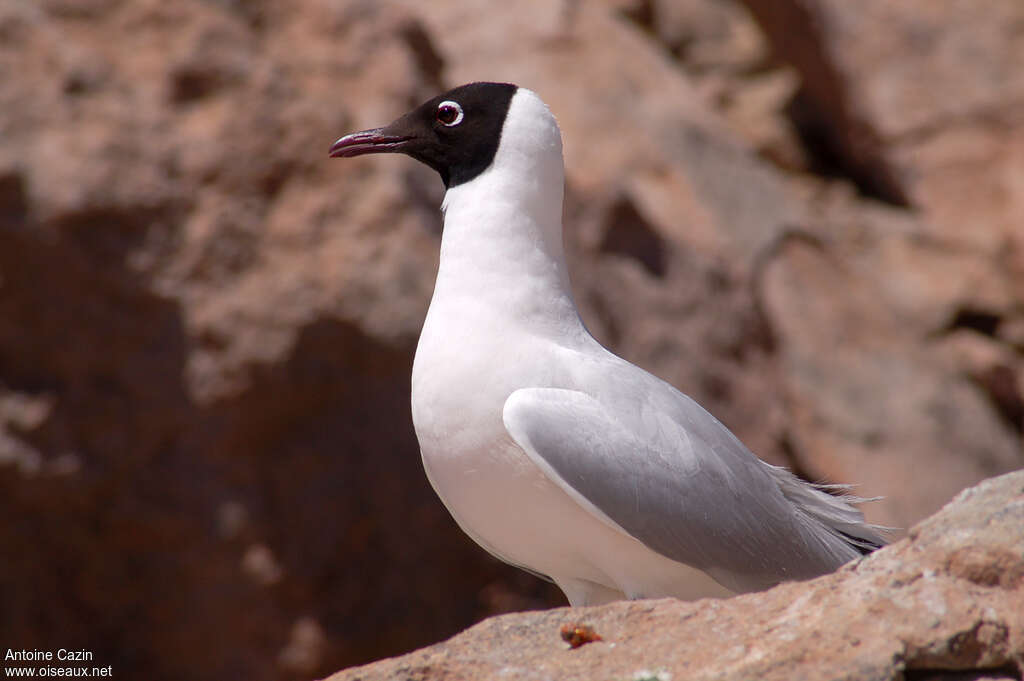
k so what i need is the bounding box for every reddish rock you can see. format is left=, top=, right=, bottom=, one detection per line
left=741, top=0, right=1024, bottom=251
left=325, top=471, right=1024, bottom=681
left=0, top=0, right=1021, bottom=679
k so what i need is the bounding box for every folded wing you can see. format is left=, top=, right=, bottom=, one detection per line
left=503, top=386, right=879, bottom=592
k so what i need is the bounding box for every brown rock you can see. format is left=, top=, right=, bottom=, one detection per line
left=1, top=0, right=1022, bottom=679
left=759, top=202, right=1022, bottom=527
left=742, top=0, right=1024, bottom=251
left=608, top=0, right=810, bottom=171
left=325, top=470, right=1024, bottom=681
left=1, top=2, right=556, bottom=679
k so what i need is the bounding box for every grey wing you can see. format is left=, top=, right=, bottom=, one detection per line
left=502, top=387, right=869, bottom=593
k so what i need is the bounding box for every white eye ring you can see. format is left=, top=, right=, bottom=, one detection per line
left=436, top=100, right=464, bottom=127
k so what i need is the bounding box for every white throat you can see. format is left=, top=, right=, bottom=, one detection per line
left=431, top=88, right=581, bottom=337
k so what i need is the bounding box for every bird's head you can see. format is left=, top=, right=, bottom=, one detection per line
left=329, top=82, right=562, bottom=190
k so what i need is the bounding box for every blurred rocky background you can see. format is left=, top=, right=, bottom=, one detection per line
left=0, top=0, right=1020, bottom=679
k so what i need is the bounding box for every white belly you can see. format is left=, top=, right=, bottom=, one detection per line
left=411, top=358, right=732, bottom=604
left=409, top=276, right=733, bottom=604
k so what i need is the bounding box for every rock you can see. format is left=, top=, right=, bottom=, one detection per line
left=608, top=0, right=810, bottom=171
left=738, top=0, right=1024, bottom=527
left=325, top=470, right=1024, bottom=681
left=1, top=0, right=1022, bottom=679
left=759, top=199, right=1022, bottom=527
left=741, top=0, right=1024, bottom=251
left=1, top=3, right=557, bottom=679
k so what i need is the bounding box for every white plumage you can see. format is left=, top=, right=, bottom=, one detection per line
left=410, top=88, right=883, bottom=605
left=332, top=83, right=885, bottom=606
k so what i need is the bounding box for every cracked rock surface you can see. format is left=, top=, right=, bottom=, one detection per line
left=1, top=0, right=1022, bottom=679
left=328, top=471, right=1024, bottom=681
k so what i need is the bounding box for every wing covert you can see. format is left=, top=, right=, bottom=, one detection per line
left=502, top=386, right=859, bottom=592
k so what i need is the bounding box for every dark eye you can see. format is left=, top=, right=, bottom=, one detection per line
left=436, top=100, right=464, bottom=127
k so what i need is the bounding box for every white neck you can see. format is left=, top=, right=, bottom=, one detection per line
left=428, top=88, right=585, bottom=340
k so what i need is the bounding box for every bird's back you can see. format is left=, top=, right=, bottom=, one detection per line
left=519, top=343, right=884, bottom=592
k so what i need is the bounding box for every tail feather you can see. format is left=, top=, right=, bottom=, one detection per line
left=838, top=530, right=885, bottom=555
left=762, top=463, right=892, bottom=554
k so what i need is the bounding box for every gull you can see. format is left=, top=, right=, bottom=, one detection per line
left=329, top=82, right=886, bottom=605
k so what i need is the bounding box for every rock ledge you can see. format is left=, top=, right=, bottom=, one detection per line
left=326, top=471, right=1024, bottom=681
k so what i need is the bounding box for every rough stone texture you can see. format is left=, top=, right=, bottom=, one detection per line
left=741, top=0, right=1024, bottom=249
left=733, top=0, right=1024, bottom=527
left=327, top=470, right=1024, bottom=681
left=1, top=0, right=1022, bottom=680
